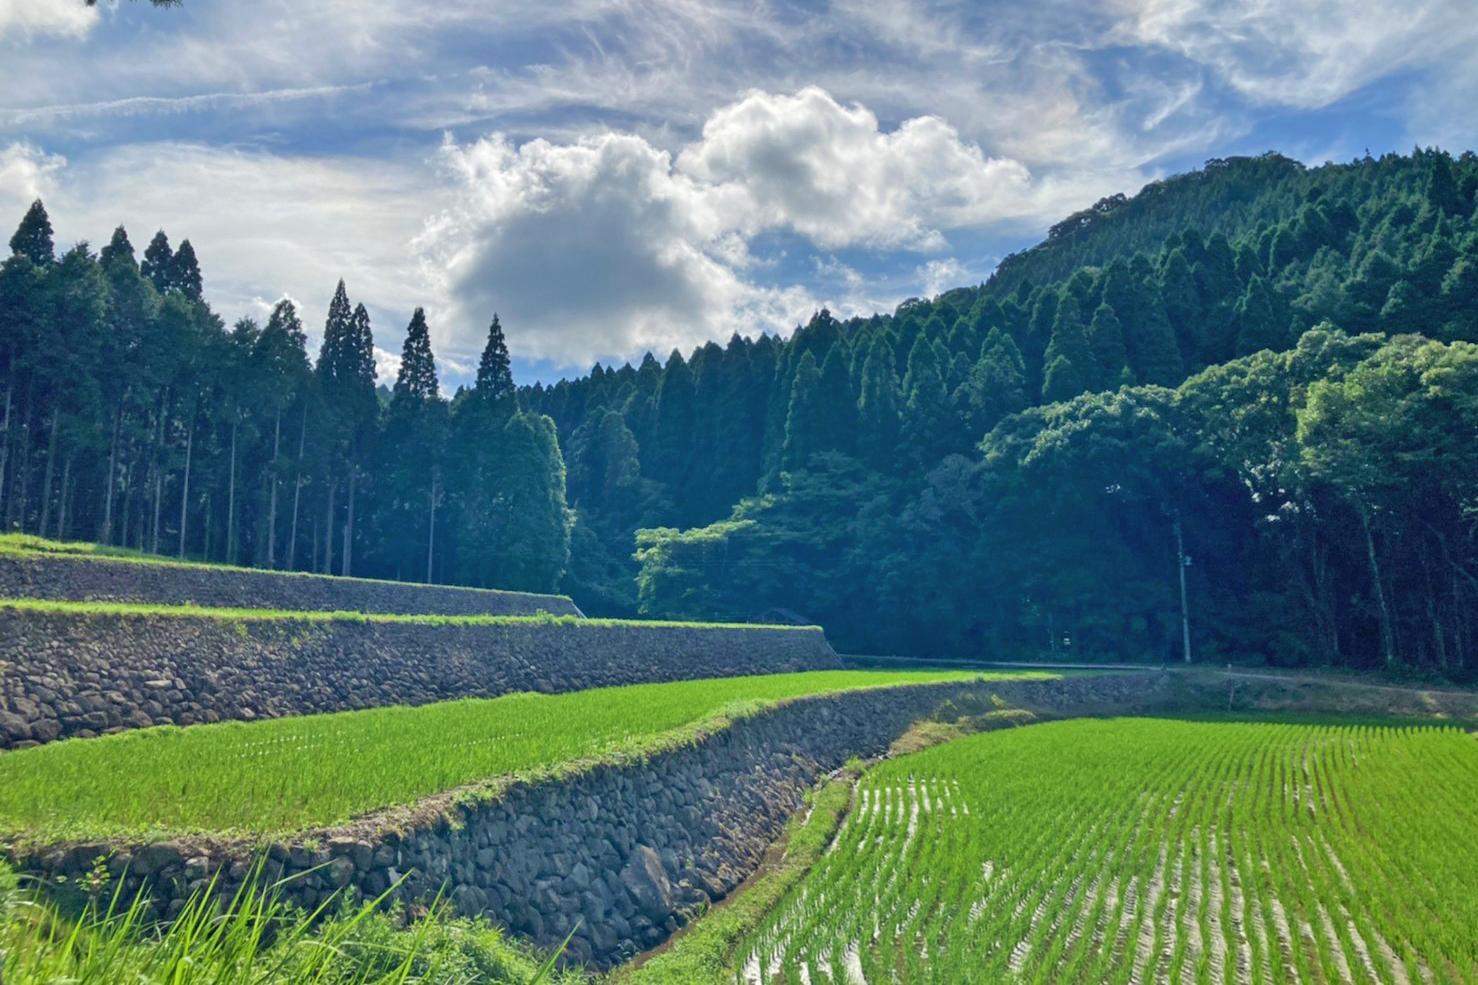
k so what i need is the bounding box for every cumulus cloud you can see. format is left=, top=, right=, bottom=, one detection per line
left=417, top=89, right=1088, bottom=368
left=677, top=88, right=1044, bottom=250
left=0, top=0, right=96, bottom=41
left=419, top=129, right=809, bottom=367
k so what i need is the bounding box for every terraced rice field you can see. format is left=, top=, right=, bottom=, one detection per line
left=738, top=717, right=1478, bottom=984
left=0, top=669, right=1027, bottom=840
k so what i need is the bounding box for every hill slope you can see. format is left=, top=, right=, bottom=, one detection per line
left=533, top=149, right=1478, bottom=676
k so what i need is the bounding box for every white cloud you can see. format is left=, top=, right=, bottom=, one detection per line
left=373, top=346, right=402, bottom=387
left=0, top=0, right=96, bottom=41
left=417, top=88, right=1100, bottom=368
left=419, top=129, right=814, bottom=367
left=0, top=142, right=65, bottom=218
left=28, top=142, right=439, bottom=362
left=677, top=88, right=1045, bottom=250
left=1120, top=0, right=1478, bottom=109
left=919, top=258, right=972, bottom=298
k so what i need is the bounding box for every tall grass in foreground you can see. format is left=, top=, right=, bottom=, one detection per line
left=0, top=861, right=578, bottom=984
left=0, top=670, right=1019, bottom=840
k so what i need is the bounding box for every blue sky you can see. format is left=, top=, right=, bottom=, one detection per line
left=2, top=0, right=1476, bottom=387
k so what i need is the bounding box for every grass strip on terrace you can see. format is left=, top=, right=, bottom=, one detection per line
left=0, top=532, right=576, bottom=602
left=0, top=597, right=816, bottom=631
left=0, top=670, right=1051, bottom=842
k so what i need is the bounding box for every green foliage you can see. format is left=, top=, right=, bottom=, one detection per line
left=0, top=860, right=573, bottom=984
left=7, top=200, right=53, bottom=266
left=0, top=670, right=1005, bottom=839
left=733, top=716, right=1478, bottom=982
left=7, top=148, right=1478, bottom=673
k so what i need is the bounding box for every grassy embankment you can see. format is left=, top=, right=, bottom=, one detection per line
left=0, top=532, right=575, bottom=600
left=733, top=716, right=1478, bottom=984
left=0, top=670, right=1049, bottom=841
left=0, top=858, right=581, bottom=985
left=0, top=596, right=818, bottom=631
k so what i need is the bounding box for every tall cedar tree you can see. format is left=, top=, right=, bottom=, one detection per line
left=141, top=231, right=173, bottom=293
left=8, top=201, right=53, bottom=265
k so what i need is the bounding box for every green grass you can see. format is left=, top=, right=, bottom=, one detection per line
left=0, top=533, right=575, bottom=602
left=0, top=597, right=818, bottom=631
left=736, top=717, right=1478, bottom=984
left=0, top=860, right=580, bottom=984
left=0, top=671, right=1043, bottom=842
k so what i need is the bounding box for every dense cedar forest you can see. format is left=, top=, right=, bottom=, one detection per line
left=3, top=149, right=1477, bottom=675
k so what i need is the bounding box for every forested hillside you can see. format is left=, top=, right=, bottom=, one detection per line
left=529, top=149, right=1478, bottom=675
left=4, top=149, right=1476, bottom=675
left=0, top=211, right=570, bottom=591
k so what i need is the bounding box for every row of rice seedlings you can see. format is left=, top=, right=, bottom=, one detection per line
left=733, top=718, right=1478, bottom=985
left=0, top=669, right=987, bottom=839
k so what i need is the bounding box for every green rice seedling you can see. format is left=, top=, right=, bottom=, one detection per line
left=0, top=670, right=1041, bottom=840
left=734, top=717, right=1478, bottom=985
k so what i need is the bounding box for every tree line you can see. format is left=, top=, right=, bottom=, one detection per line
left=526, top=149, right=1478, bottom=676
left=0, top=202, right=570, bottom=591
left=6, top=148, right=1476, bottom=676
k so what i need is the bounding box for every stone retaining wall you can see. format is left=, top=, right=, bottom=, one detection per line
left=4, top=672, right=1164, bottom=969
left=0, top=552, right=583, bottom=618
left=0, top=611, right=838, bottom=749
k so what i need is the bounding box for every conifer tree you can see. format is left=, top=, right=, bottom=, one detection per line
left=781, top=351, right=823, bottom=472
left=901, top=333, right=951, bottom=463
left=475, top=314, right=515, bottom=408
left=99, top=226, right=136, bottom=271
left=141, top=231, right=173, bottom=293
left=1234, top=275, right=1289, bottom=355
left=1041, top=293, right=1094, bottom=402
left=1160, top=247, right=1202, bottom=361
left=651, top=349, right=695, bottom=502
left=171, top=239, right=203, bottom=301
left=8, top=200, right=53, bottom=265
left=960, top=327, right=1027, bottom=436
left=1427, top=152, right=1465, bottom=217
left=857, top=337, right=901, bottom=467
left=392, top=308, right=438, bottom=405
left=1087, top=302, right=1131, bottom=387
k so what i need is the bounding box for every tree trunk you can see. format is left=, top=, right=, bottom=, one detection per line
left=1173, top=509, right=1192, bottom=664
left=55, top=453, right=73, bottom=540
left=1359, top=505, right=1397, bottom=667
left=226, top=419, right=238, bottom=565
left=177, top=412, right=194, bottom=558
left=100, top=400, right=123, bottom=544
left=288, top=407, right=306, bottom=571
left=204, top=490, right=214, bottom=562
left=150, top=395, right=166, bottom=555
left=426, top=468, right=438, bottom=584
left=0, top=380, right=11, bottom=523
left=323, top=479, right=336, bottom=574
left=266, top=410, right=282, bottom=567
left=37, top=410, right=60, bottom=537
left=7, top=378, right=33, bottom=531
left=342, top=468, right=356, bottom=577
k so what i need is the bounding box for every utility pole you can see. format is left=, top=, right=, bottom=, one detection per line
left=1173, top=508, right=1192, bottom=663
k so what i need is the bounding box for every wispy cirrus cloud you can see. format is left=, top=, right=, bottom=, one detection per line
left=0, top=83, right=380, bottom=129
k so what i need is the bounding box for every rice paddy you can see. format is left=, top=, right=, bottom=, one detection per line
left=0, top=669, right=1037, bottom=841
left=738, top=717, right=1478, bottom=984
